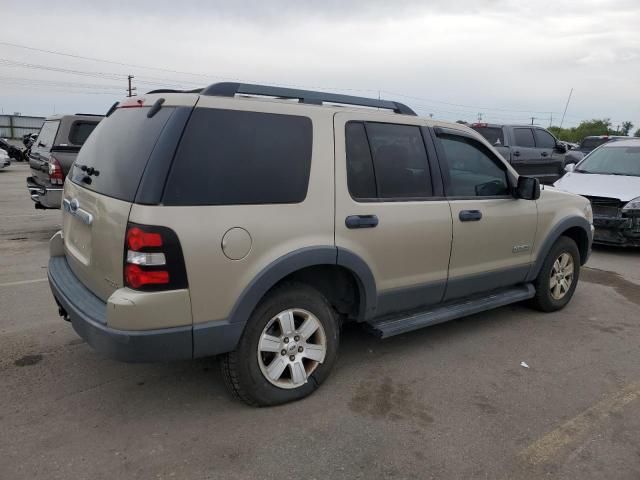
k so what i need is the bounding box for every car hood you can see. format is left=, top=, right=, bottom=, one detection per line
left=554, top=172, right=640, bottom=202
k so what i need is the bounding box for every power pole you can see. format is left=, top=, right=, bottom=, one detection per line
left=559, top=88, right=573, bottom=129
left=530, top=116, right=536, bottom=125
left=127, top=75, right=137, bottom=97
left=477, top=112, right=483, bottom=122
left=549, top=112, right=553, bottom=127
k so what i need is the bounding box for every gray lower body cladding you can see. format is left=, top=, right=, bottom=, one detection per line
left=48, top=256, right=242, bottom=362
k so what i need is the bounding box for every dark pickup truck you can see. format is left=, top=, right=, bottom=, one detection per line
left=471, top=123, right=567, bottom=184
left=27, top=114, right=102, bottom=209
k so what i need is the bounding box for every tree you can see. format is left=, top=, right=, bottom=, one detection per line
left=549, top=119, right=612, bottom=143
left=620, top=121, right=634, bottom=136
left=634, top=128, right=640, bottom=138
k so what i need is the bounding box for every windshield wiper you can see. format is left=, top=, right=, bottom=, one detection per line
left=574, top=169, right=593, bottom=174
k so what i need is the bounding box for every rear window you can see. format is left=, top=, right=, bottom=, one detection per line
left=163, top=109, right=312, bottom=206
left=70, top=107, right=175, bottom=202
left=471, top=126, right=504, bottom=146
left=68, top=120, right=99, bottom=145
left=581, top=137, right=609, bottom=150
left=32, top=120, right=60, bottom=153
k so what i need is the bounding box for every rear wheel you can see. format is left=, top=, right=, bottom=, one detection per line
left=530, top=236, right=580, bottom=312
left=221, top=283, right=339, bottom=406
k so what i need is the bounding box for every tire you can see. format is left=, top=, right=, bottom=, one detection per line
left=221, top=283, right=340, bottom=406
left=530, top=236, right=580, bottom=312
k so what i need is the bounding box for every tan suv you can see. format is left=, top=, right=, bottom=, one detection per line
left=48, top=83, right=594, bottom=406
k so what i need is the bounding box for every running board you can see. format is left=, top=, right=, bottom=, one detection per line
left=366, top=284, right=535, bottom=339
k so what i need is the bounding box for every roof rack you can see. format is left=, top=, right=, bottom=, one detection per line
left=199, top=82, right=417, bottom=116
left=73, top=113, right=104, bottom=117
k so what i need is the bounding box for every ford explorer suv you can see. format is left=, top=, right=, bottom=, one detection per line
left=48, top=83, right=593, bottom=406
left=27, top=114, right=102, bottom=209
left=471, top=123, right=568, bottom=184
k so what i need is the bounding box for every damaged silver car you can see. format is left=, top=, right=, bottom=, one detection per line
left=554, top=138, right=640, bottom=247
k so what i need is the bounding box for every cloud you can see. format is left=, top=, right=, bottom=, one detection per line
left=0, top=0, right=638, bottom=126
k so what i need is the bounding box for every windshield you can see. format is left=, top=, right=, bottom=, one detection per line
left=576, top=145, right=640, bottom=177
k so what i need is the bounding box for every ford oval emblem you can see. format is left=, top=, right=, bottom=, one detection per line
left=69, top=198, right=79, bottom=213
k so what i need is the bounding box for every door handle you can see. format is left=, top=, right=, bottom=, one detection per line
left=541, top=151, right=549, bottom=157
left=345, top=215, right=379, bottom=229
left=459, top=210, right=482, bottom=222
left=513, top=151, right=521, bottom=157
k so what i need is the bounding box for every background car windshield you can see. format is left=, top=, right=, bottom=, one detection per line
left=581, top=138, right=609, bottom=150
left=578, top=145, right=640, bottom=177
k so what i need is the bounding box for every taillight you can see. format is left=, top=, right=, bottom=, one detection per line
left=123, top=223, right=188, bottom=291
left=49, top=156, right=64, bottom=185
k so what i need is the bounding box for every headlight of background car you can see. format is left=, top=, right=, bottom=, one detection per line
left=584, top=203, right=593, bottom=224
left=622, top=197, right=640, bottom=214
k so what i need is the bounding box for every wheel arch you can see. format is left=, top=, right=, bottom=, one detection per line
left=526, top=216, right=593, bottom=282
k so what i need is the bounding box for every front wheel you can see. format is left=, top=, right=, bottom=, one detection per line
left=530, top=236, right=580, bottom=312
left=221, top=283, right=339, bottom=406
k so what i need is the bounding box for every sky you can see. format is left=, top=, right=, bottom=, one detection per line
left=0, top=0, right=638, bottom=129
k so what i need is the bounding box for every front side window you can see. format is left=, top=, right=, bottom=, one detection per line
left=438, top=134, right=510, bottom=197
left=164, top=109, right=313, bottom=206
left=534, top=129, right=556, bottom=149
left=345, top=121, right=432, bottom=200
left=513, top=128, right=535, bottom=148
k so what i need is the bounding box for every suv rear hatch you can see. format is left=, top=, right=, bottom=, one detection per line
left=62, top=98, right=194, bottom=301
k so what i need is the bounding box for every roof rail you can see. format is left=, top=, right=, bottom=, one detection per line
left=73, top=113, right=104, bottom=117
left=146, top=88, right=203, bottom=94
left=199, top=82, right=417, bottom=116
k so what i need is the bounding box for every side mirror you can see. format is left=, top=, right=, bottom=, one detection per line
left=516, top=176, right=540, bottom=200
left=564, top=163, right=576, bottom=173
left=555, top=142, right=568, bottom=153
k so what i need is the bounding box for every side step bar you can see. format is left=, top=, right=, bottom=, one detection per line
left=366, top=284, right=535, bottom=339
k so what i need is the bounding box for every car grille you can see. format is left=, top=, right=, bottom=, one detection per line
left=585, top=196, right=622, bottom=218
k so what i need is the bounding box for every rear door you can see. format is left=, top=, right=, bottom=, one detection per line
left=334, top=112, right=453, bottom=318
left=533, top=127, right=564, bottom=183
left=29, top=120, right=59, bottom=185
left=62, top=104, right=187, bottom=301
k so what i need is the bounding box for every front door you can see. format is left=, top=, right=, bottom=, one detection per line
left=433, top=128, right=538, bottom=301
left=334, top=113, right=453, bottom=319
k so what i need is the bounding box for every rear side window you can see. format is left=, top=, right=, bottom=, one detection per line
left=513, top=128, right=536, bottom=148
left=346, top=121, right=432, bottom=200
left=68, top=121, right=99, bottom=145
left=534, top=129, right=556, bottom=149
left=164, top=109, right=312, bottom=206
left=70, top=107, right=175, bottom=202
left=32, top=120, right=60, bottom=153
left=472, top=126, right=504, bottom=146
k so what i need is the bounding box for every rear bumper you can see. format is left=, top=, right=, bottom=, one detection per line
left=48, top=255, right=244, bottom=362
left=27, top=176, right=62, bottom=209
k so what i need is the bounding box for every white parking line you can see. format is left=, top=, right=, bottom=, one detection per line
left=0, top=278, right=48, bottom=288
